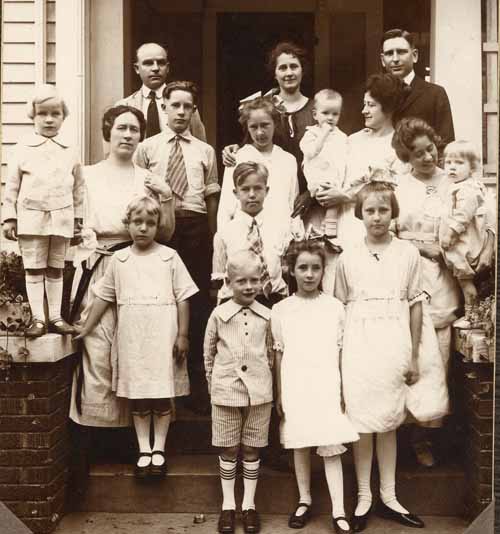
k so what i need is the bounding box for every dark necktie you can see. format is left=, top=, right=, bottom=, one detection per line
left=145, top=90, right=161, bottom=138
left=166, top=136, right=189, bottom=199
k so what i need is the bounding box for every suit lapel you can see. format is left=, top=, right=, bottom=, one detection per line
left=400, top=75, right=426, bottom=113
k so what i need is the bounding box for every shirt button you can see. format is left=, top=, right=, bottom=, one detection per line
left=241, top=365, right=247, bottom=372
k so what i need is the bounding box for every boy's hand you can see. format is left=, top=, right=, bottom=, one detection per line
left=440, top=228, right=457, bottom=250
left=319, top=122, right=333, bottom=136
left=174, top=334, right=189, bottom=363
left=72, top=323, right=89, bottom=341
left=72, top=218, right=84, bottom=245
left=222, top=144, right=239, bottom=167
left=3, top=220, right=18, bottom=241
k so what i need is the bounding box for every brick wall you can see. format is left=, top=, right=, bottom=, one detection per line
left=0, top=354, right=74, bottom=533
left=454, top=356, right=494, bottom=519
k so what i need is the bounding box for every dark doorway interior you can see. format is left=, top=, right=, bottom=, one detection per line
left=216, top=12, right=315, bottom=153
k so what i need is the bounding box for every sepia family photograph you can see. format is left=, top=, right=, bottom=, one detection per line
left=0, top=1, right=498, bottom=533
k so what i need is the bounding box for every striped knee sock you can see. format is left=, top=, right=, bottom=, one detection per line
left=242, top=459, right=260, bottom=511
left=219, top=456, right=237, bottom=511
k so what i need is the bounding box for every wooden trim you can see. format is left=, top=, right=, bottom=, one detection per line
left=482, top=42, right=498, bottom=52
left=34, top=0, right=46, bottom=84
left=483, top=103, right=498, bottom=113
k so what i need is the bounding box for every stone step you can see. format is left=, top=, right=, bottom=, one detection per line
left=56, top=512, right=469, bottom=534
left=78, top=454, right=466, bottom=516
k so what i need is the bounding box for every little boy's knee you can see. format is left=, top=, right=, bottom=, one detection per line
left=221, top=445, right=239, bottom=461
left=242, top=445, right=259, bottom=461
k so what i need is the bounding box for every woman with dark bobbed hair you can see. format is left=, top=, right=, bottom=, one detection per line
left=69, top=105, right=175, bottom=430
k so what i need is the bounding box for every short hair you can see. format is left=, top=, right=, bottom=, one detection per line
left=392, top=117, right=442, bottom=163
left=365, top=73, right=408, bottom=115
left=354, top=182, right=400, bottom=220
left=232, top=161, right=269, bottom=188
left=163, top=81, right=198, bottom=106
left=226, top=250, right=263, bottom=280
left=135, top=42, right=168, bottom=63
left=27, top=84, right=69, bottom=120
left=122, top=195, right=161, bottom=226
left=238, top=96, right=281, bottom=144
left=380, top=29, right=417, bottom=50
left=267, top=41, right=309, bottom=76
left=313, top=89, right=343, bottom=109
left=285, top=239, right=327, bottom=273
left=102, top=105, right=146, bottom=142
left=444, top=140, right=481, bottom=173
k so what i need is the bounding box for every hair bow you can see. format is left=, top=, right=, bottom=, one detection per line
left=294, top=224, right=343, bottom=254
left=346, top=165, right=399, bottom=196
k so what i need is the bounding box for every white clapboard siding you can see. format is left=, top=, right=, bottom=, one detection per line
left=1, top=0, right=57, bottom=236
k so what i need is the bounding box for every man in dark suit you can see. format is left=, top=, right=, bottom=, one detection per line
left=381, top=29, right=455, bottom=145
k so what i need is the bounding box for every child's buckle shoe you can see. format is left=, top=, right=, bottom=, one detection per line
left=333, top=516, right=353, bottom=534
left=150, top=450, right=167, bottom=478
left=134, top=452, right=152, bottom=480
left=25, top=319, right=47, bottom=338
left=48, top=318, right=75, bottom=335
left=242, top=509, right=261, bottom=533
left=288, top=502, right=312, bottom=529
left=217, top=509, right=235, bottom=533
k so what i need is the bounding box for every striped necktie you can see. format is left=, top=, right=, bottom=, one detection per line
left=247, top=218, right=272, bottom=298
left=145, top=90, right=161, bottom=138
left=166, top=135, right=189, bottom=199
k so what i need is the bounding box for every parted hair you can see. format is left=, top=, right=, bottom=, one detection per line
left=102, top=105, right=147, bottom=142
left=122, top=195, right=161, bottom=226
left=267, top=41, right=309, bottom=76
left=232, top=161, right=269, bottom=188
left=163, top=80, right=198, bottom=106
left=380, top=29, right=417, bottom=50
left=365, top=73, right=409, bottom=116
left=27, top=84, right=69, bottom=120
left=392, top=117, right=442, bottom=163
left=238, top=96, right=281, bottom=145
left=354, top=182, right=400, bottom=220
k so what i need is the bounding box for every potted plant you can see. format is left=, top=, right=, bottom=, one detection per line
left=0, top=251, right=31, bottom=335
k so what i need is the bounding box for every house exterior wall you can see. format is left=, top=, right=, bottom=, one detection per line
left=1, top=0, right=56, bottom=252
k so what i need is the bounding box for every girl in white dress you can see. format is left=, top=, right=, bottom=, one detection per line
left=217, top=97, right=299, bottom=231
left=272, top=239, right=358, bottom=534
left=335, top=181, right=425, bottom=531
left=75, top=196, right=198, bottom=479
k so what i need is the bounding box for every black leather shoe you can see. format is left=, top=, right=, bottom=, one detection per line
left=288, top=502, right=311, bottom=529
left=150, top=450, right=167, bottom=478
left=242, top=509, right=261, bottom=533
left=332, top=516, right=353, bottom=534
left=351, top=506, right=371, bottom=532
left=218, top=509, right=236, bottom=533
left=377, top=502, right=425, bottom=528
left=134, top=452, right=151, bottom=479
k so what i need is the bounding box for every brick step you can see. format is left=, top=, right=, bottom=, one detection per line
left=78, top=453, right=466, bottom=516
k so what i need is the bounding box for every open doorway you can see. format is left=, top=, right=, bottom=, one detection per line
left=216, top=12, right=315, bottom=152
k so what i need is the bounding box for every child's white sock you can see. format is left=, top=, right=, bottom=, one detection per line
left=219, top=456, right=237, bottom=510
left=293, top=448, right=312, bottom=515
left=242, top=459, right=260, bottom=510
left=353, top=433, right=373, bottom=516
left=377, top=430, right=408, bottom=514
left=152, top=410, right=171, bottom=466
left=133, top=413, right=152, bottom=467
left=324, top=455, right=347, bottom=523
left=25, top=273, right=45, bottom=321
left=45, top=275, right=63, bottom=322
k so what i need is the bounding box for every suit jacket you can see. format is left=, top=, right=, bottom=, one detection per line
left=396, top=75, right=455, bottom=146
left=117, top=89, right=207, bottom=142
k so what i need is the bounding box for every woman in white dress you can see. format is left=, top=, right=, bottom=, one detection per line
left=391, top=118, right=495, bottom=466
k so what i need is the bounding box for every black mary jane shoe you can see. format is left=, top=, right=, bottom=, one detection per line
left=288, top=502, right=312, bottom=529
left=150, top=450, right=167, bottom=478
left=377, top=502, right=425, bottom=528
left=351, top=506, right=372, bottom=533
left=242, top=509, right=261, bottom=533
left=332, top=516, right=353, bottom=534
left=218, top=509, right=236, bottom=533
left=134, top=452, right=152, bottom=479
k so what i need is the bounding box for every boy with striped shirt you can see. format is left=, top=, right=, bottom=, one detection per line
left=204, top=250, right=273, bottom=534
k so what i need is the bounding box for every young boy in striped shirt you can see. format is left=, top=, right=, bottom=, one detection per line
left=204, top=250, right=273, bottom=534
